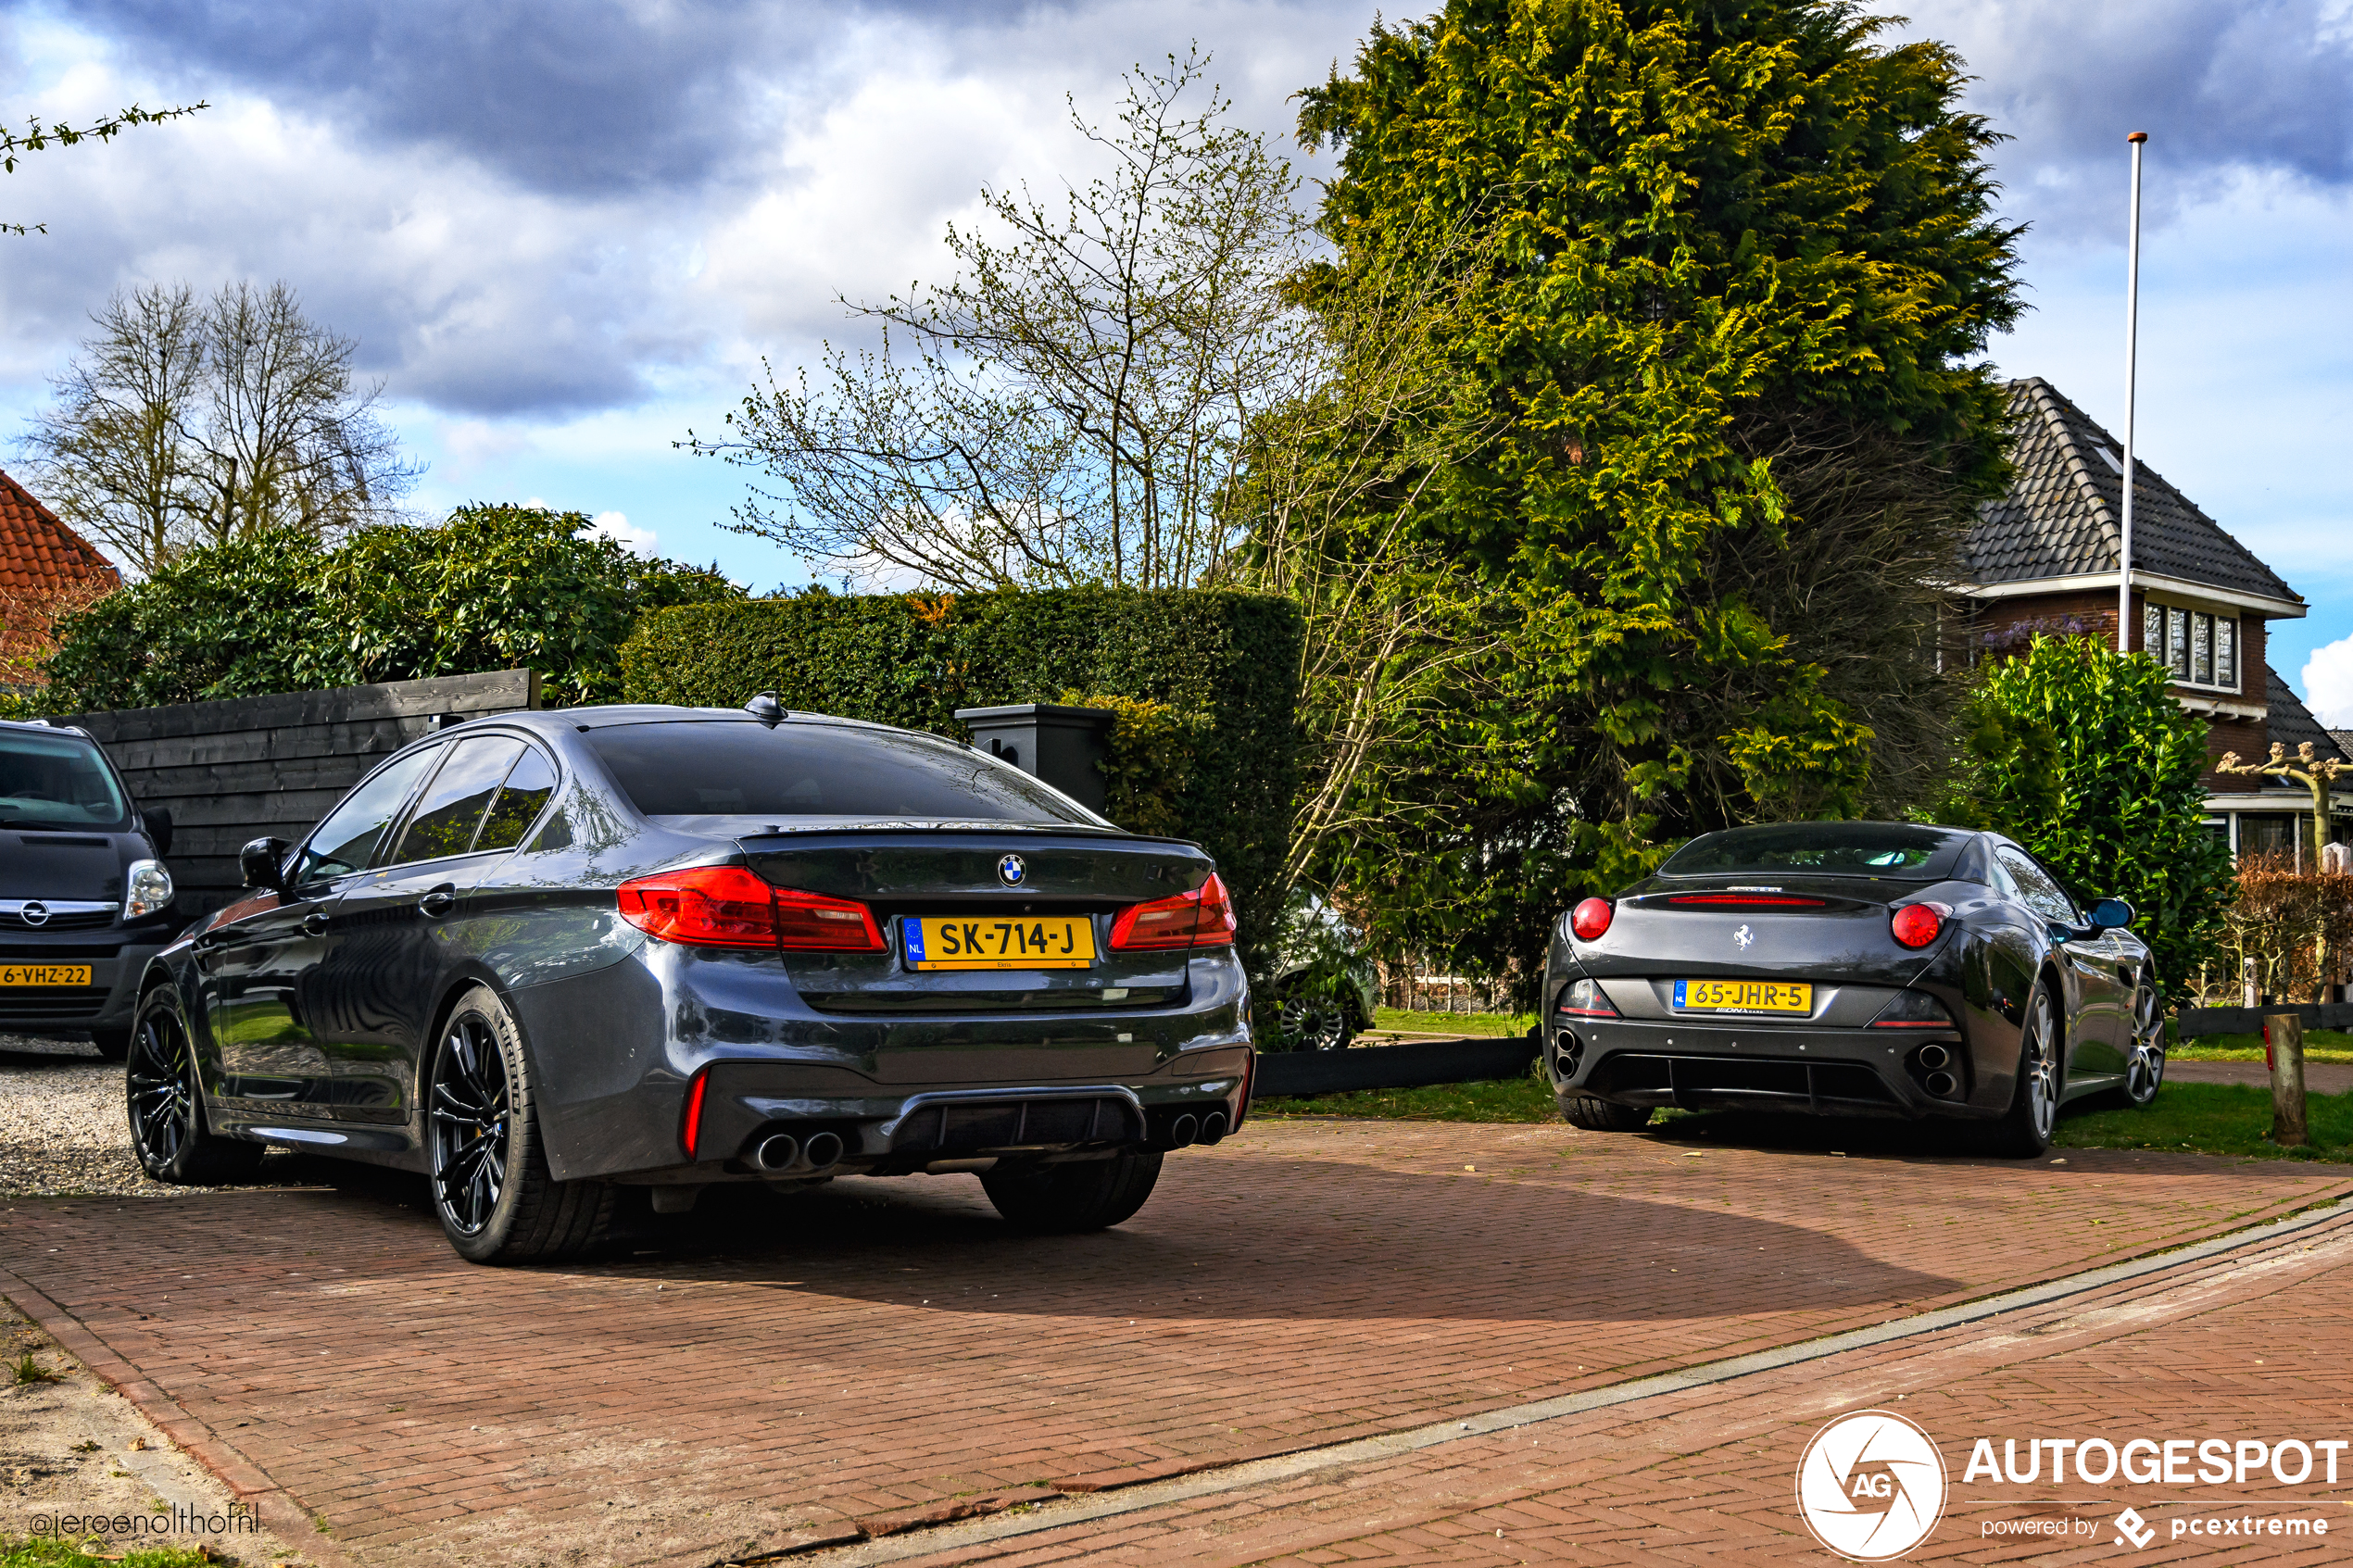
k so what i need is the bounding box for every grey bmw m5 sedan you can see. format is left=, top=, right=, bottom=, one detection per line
left=125, top=700, right=1254, bottom=1261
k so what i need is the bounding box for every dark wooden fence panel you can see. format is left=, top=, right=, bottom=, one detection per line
left=57, top=670, right=541, bottom=923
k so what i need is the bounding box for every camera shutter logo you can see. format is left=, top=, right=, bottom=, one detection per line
left=997, top=853, right=1026, bottom=887
left=1795, top=1411, right=1946, bottom=1561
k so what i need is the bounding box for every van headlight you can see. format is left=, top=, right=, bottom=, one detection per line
left=125, top=859, right=174, bottom=920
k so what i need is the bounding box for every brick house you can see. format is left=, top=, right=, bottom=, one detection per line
left=0, top=468, right=120, bottom=690
left=1961, top=378, right=2347, bottom=862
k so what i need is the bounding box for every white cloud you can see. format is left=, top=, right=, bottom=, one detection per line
left=589, top=509, right=660, bottom=556
left=2305, top=635, right=2353, bottom=728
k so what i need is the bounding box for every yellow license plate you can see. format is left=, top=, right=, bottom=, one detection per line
left=906, top=916, right=1096, bottom=971
left=1674, top=978, right=1812, bottom=1014
left=0, top=965, right=93, bottom=987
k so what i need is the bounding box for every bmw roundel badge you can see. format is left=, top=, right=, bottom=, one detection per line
left=997, top=853, right=1026, bottom=887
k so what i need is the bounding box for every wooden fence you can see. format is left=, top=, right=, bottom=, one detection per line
left=57, top=670, right=541, bottom=923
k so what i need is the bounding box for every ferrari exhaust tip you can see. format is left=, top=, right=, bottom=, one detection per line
left=750, top=1133, right=799, bottom=1173
left=1924, top=1071, right=1957, bottom=1098
left=1916, top=1044, right=1951, bottom=1070
left=1198, top=1110, right=1228, bottom=1145
left=801, top=1131, right=846, bottom=1171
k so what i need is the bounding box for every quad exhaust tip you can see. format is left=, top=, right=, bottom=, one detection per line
left=1917, top=1044, right=1951, bottom=1070
left=1924, top=1071, right=1957, bottom=1098
left=801, top=1131, right=845, bottom=1170
left=1168, top=1113, right=1199, bottom=1148
left=1199, top=1110, right=1228, bottom=1145
left=751, top=1134, right=799, bottom=1173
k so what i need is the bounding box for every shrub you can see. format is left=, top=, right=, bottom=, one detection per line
left=2208, top=856, right=2353, bottom=1006
left=40, top=505, right=740, bottom=711
left=619, top=587, right=1303, bottom=959
left=1937, top=635, right=2235, bottom=1003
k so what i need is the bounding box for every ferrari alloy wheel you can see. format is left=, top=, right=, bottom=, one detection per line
left=426, top=985, right=612, bottom=1264
left=125, top=987, right=263, bottom=1185
left=1988, top=983, right=2060, bottom=1157
left=2122, top=978, right=2166, bottom=1109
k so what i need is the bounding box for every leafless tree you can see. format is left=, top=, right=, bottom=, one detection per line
left=688, top=50, right=1314, bottom=591
left=20, top=280, right=421, bottom=572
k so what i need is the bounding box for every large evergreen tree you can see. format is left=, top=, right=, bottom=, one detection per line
left=1289, top=0, right=2023, bottom=987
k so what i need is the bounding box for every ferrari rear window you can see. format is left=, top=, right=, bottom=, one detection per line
left=585, top=721, right=1098, bottom=824
left=1659, top=823, right=1969, bottom=881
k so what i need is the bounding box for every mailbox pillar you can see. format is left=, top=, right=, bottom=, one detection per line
left=953, top=704, right=1116, bottom=814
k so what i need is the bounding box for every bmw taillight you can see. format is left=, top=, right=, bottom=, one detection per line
left=1109, top=872, right=1238, bottom=951
left=617, top=865, right=885, bottom=952
left=1570, top=897, right=1614, bottom=941
left=1889, top=901, right=1952, bottom=950
left=1555, top=977, right=1619, bottom=1019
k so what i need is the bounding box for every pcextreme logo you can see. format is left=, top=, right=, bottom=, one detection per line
left=1795, top=1411, right=1948, bottom=1561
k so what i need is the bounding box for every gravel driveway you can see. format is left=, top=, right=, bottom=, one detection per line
left=0, top=1034, right=311, bottom=1198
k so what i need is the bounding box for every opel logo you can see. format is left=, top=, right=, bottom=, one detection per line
left=1733, top=922, right=1754, bottom=950
left=997, top=853, right=1026, bottom=887
left=20, top=901, right=49, bottom=927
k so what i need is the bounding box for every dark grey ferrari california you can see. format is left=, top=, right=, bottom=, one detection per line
left=1543, top=822, right=2160, bottom=1156
left=125, top=701, right=1252, bottom=1261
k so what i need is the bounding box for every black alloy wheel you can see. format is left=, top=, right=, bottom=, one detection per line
left=1988, top=983, right=2060, bottom=1157
left=2121, top=977, right=2166, bottom=1108
left=125, top=988, right=263, bottom=1185
left=430, top=1010, right=513, bottom=1239
left=425, top=985, right=612, bottom=1264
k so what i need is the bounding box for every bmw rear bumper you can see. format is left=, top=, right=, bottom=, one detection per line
left=1549, top=1016, right=1992, bottom=1121
left=507, top=942, right=1255, bottom=1183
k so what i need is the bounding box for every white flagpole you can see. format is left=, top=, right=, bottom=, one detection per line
left=2120, top=131, right=2147, bottom=650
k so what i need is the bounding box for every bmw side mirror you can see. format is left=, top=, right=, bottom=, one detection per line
left=240, top=836, right=292, bottom=892
left=2088, top=897, right=2133, bottom=930
left=143, top=807, right=174, bottom=858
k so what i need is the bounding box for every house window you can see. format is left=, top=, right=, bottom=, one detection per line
left=2145, top=603, right=2238, bottom=692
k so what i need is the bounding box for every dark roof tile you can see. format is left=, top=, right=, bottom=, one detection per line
left=1968, top=380, right=2298, bottom=606
left=2266, top=667, right=2349, bottom=766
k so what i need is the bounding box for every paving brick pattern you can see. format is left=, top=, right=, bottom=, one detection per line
left=3, top=1119, right=2347, bottom=1566
left=898, top=1196, right=2353, bottom=1566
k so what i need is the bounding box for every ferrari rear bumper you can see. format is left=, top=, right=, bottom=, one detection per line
left=1550, top=1016, right=1991, bottom=1121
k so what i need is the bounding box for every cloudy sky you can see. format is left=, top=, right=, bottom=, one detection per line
left=3, top=0, right=2348, bottom=719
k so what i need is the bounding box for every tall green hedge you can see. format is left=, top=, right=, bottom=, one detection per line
left=619, top=587, right=1304, bottom=960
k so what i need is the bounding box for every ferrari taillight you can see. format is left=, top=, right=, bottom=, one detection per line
left=1109, top=872, right=1238, bottom=951
left=617, top=866, right=885, bottom=952
left=1890, top=901, right=1951, bottom=949
left=1570, top=897, right=1614, bottom=941
left=1555, top=977, right=1619, bottom=1019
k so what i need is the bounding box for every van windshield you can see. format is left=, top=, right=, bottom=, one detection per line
left=0, top=727, right=131, bottom=829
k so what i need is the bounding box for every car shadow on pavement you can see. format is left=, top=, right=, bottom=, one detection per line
left=593, top=1163, right=1962, bottom=1323
left=1636, top=1100, right=2173, bottom=1163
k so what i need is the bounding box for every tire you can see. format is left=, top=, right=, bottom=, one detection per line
left=125, top=987, right=265, bottom=1185
left=91, top=1027, right=132, bottom=1062
left=980, top=1148, right=1164, bottom=1234
left=1986, top=981, right=2061, bottom=1158
left=2120, top=974, right=2166, bottom=1109
left=1285, top=998, right=1355, bottom=1052
left=426, top=985, right=612, bottom=1264
left=1559, top=1095, right=1655, bottom=1134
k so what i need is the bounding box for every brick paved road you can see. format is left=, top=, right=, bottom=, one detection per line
left=878, top=1185, right=2353, bottom=1566
left=3, top=1117, right=2347, bottom=1566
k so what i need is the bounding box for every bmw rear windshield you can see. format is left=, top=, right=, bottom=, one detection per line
left=585, top=721, right=1100, bottom=825
left=1657, top=822, right=1969, bottom=882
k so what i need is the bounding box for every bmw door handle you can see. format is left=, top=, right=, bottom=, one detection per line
left=419, top=885, right=459, bottom=918
left=301, top=911, right=332, bottom=936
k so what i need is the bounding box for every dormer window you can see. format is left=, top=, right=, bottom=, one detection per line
left=2143, top=601, right=2238, bottom=691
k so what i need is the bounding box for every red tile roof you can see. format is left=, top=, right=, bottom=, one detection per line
left=0, top=469, right=119, bottom=594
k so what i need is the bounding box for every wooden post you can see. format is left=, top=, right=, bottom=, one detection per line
left=2244, top=958, right=2261, bottom=1010
left=2268, top=1010, right=2309, bottom=1148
